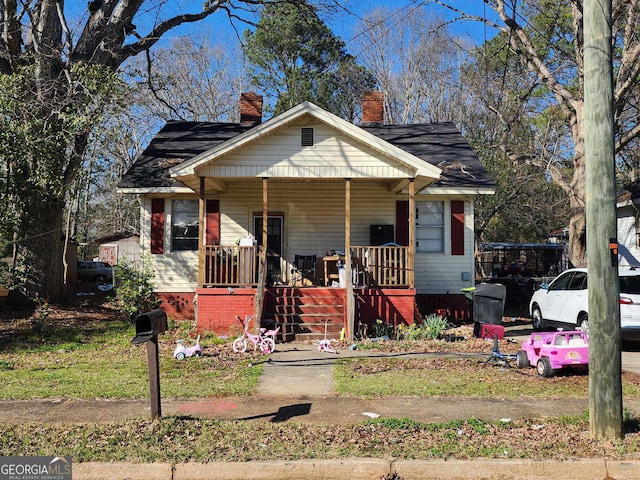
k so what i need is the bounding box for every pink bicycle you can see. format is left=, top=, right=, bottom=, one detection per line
left=232, top=315, right=276, bottom=354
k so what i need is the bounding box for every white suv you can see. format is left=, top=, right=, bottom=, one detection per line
left=529, top=267, right=640, bottom=341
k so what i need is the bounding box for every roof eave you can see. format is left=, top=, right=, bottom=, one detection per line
left=116, top=186, right=195, bottom=195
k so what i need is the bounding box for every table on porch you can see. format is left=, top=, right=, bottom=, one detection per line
left=322, top=255, right=344, bottom=286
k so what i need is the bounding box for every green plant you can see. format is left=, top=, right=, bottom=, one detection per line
left=114, top=254, right=161, bottom=320
left=396, top=314, right=448, bottom=341
left=422, top=313, right=448, bottom=340
left=372, top=318, right=393, bottom=338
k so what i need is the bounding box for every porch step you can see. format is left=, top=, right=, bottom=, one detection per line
left=264, top=287, right=346, bottom=341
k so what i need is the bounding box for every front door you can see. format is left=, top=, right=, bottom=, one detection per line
left=254, top=215, right=283, bottom=285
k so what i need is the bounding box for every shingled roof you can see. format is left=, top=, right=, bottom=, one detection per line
left=117, top=119, right=494, bottom=192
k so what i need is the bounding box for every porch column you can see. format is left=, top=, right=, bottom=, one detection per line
left=255, top=177, right=269, bottom=320
left=409, top=179, right=415, bottom=288
left=345, top=178, right=354, bottom=341
left=197, top=176, right=205, bottom=287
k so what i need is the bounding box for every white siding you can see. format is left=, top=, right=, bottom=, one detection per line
left=140, top=188, right=476, bottom=293
left=200, top=121, right=414, bottom=179
left=141, top=196, right=200, bottom=293
left=414, top=196, right=475, bottom=294
left=618, top=206, right=640, bottom=267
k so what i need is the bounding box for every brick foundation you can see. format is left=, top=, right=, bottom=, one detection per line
left=157, top=293, right=196, bottom=320
left=356, top=288, right=416, bottom=334
left=160, top=290, right=470, bottom=334
left=195, top=288, right=256, bottom=335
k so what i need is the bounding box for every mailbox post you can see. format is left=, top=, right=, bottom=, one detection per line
left=131, top=309, right=168, bottom=420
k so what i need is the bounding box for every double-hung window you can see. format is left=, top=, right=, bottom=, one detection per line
left=172, top=200, right=199, bottom=251
left=416, top=201, right=444, bottom=253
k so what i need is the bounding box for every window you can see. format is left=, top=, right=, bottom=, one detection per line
left=301, top=127, right=314, bottom=146
left=416, top=201, right=444, bottom=252
left=172, top=200, right=199, bottom=251
left=549, top=271, right=577, bottom=291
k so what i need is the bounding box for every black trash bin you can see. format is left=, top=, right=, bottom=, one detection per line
left=472, top=283, right=506, bottom=326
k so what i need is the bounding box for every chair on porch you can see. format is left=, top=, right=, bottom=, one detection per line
left=292, top=255, right=317, bottom=286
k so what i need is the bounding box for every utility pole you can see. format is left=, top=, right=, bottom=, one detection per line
left=584, top=0, right=623, bottom=440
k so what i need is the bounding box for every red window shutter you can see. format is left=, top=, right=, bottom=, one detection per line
left=451, top=200, right=465, bottom=256
left=206, top=200, right=220, bottom=245
left=396, top=200, right=409, bottom=246
left=150, top=199, right=165, bottom=254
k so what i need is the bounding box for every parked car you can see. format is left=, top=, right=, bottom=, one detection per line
left=529, top=267, right=640, bottom=341
left=517, top=330, right=589, bottom=377
left=77, top=261, right=113, bottom=283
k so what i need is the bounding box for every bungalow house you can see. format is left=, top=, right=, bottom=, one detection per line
left=117, top=92, right=495, bottom=339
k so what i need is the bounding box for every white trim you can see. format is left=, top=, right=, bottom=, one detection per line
left=117, top=187, right=195, bottom=194
left=170, top=101, right=442, bottom=181
left=420, top=187, right=496, bottom=195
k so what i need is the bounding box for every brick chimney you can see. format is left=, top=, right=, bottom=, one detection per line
left=362, top=91, right=384, bottom=124
left=240, top=92, right=263, bottom=125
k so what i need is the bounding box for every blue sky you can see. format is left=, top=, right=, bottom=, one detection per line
left=149, top=0, right=499, bottom=54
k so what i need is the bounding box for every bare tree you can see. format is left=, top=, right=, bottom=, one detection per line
left=352, top=7, right=472, bottom=124
left=130, top=33, right=246, bottom=122
left=433, top=0, right=640, bottom=267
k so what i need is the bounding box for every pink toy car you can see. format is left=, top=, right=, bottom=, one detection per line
left=517, top=330, right=589, bottom=377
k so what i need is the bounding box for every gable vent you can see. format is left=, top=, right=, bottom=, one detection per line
left=300, top=127, right=315, bottom=147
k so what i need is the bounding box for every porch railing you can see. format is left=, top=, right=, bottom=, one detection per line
left=201, top=244, right=410, bottom=288
left=203, top=245, right=259, bottom=287
left=350, top=246, right=410, bottom=287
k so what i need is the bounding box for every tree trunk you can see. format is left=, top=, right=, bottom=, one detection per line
left=568, top=166, right=587, bottom=267
left=15, top=196, right=66, bottom=303
left=568, top=110, right=588, bottom=268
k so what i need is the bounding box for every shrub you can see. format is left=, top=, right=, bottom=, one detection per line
left=114, top=255, right=161, bottom=320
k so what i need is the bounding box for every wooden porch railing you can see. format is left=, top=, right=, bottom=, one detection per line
left=350, top=246, right=410, bottom=287
left=202, top=245, right=410, bottom=288
left=203, top=245, right=259, bottom=287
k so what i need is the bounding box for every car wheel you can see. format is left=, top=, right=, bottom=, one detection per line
left=531, top=306, right=545, bottom=331
left=175, top=352, right=186, bottom=360
left=232, top=337, right=247, bottom=353
left=516, top=350, right=530, bottom=369
left=577, top=313, right=589, bottom=334
left=536, top=357, right=554, bottom=377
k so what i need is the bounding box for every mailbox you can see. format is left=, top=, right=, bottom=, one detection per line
left=132, top=309, right=168, bottom=345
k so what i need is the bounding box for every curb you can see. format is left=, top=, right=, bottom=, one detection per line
left=74, top=458, right=640, bottom=480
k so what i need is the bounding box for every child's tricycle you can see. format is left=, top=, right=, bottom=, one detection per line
left=517, top=330, right=589, bottom=377
left=174, top=335, right=202, bottom=360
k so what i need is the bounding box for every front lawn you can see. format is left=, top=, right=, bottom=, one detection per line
left=0, top=307, right=263, bottom=399
left=334, top=356, right=640, bottom=398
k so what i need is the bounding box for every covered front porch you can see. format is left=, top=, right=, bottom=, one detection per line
left=195, top=243, right=416, bottom=340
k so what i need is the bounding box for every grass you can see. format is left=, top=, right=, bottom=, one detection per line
left=2, top=415, right=640, bottom=462
left=333, top=357, right=640, bottom=398
left=3, top=308, right=640, bottom=462
left=0, top=317, right=263, bottom=399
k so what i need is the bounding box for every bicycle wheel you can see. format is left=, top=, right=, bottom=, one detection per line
left=232, top=337, right=248, bottom=353
left=260, top=337, right=275, bottom=354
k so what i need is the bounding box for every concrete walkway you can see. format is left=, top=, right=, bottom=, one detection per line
left=257, top=343, right=337, bottom=396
